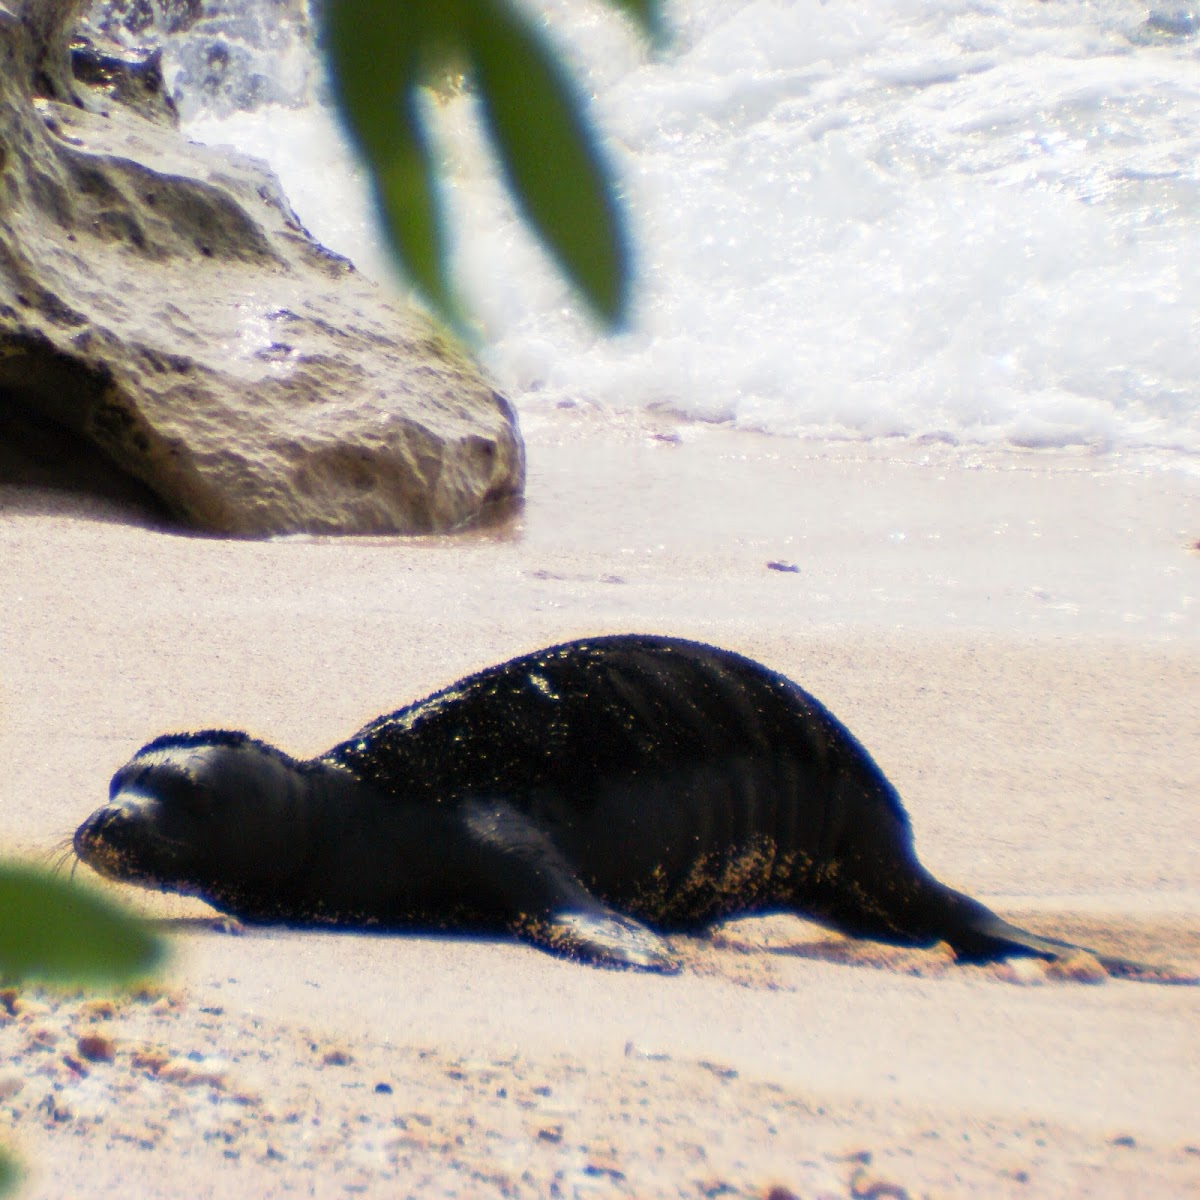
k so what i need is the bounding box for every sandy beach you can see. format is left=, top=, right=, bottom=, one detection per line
left=1, top=410, right=1198, bottom=1197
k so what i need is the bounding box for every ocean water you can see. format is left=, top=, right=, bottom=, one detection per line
left=111, top=0, right=1199, bottom=463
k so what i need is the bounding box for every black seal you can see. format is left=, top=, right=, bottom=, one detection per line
left=73, top=634, right=1166, bottom=975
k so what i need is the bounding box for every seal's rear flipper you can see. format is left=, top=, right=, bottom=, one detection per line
left=459, top=795, right=679, bottom=972
left=947, top=898, right=1199, bottom=985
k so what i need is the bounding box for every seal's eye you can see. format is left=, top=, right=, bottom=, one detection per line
left=152, top=768, right=214, bottom=814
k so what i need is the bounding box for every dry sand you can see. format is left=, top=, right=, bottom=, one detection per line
left=1, top=410, right=1198, bottom=1198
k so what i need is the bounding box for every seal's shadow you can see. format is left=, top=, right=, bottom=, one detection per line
left=147, top=915, right=519, bottom=952
left=148, top=915, right=1200, bottom=985
left=704, top=916, right=1200, bottom=986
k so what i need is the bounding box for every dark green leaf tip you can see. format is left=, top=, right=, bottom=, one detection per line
left=607, top=0, right=667, bottom=46
left=464, top=0, right=632, bottom=325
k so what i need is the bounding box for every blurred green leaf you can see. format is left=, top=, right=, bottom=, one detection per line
left=0, top=863, right=163, bottom=985
left=320, top=0, right=638, bottom=331
left=0, top=1153, right=17, bottom=1197
left=0, top=1148, right=17, bottom=1197
left=323, top=2, right=460, bottom=323
left=463, top=0, right=630, bottom=325
left=605, top=0, right=666, bottom=44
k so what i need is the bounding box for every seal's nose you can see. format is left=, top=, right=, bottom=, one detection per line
left=73, top=805, right=135, bottom=874
left=73, top=807, right=104, bottom=857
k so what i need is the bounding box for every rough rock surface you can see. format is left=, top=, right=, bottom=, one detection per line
left=0, top=0, right=524, bottom=534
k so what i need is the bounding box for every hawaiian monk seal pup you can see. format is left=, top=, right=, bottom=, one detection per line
left=74, top=634, right=1166, bottom=976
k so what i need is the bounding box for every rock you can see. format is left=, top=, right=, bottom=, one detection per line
left=75, top=1030, right=116, bottom=1061
left=13, top=0, right=84, bottom=100
left=69, top=32, right=179, bottom=126
left=0, top=0, right=524, bottom=534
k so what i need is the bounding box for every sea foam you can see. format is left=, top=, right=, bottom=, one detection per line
left=131, top=0, right=1200, bottom=462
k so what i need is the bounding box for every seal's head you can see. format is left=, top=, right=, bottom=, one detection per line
left=74, top=731, right=318, bottom=903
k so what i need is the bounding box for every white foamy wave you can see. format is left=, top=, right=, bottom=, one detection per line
left=91, top=0, right=319, bottom=118
left=169, top=0, right=1199, bottom=460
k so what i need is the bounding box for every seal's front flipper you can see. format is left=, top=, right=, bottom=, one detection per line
left=520, top=909, right=680, bottom=973
left=459, top=796, right=680, bottom=972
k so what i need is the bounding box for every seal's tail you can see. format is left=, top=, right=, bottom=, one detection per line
left=934, top=885, right=1198, bottom=984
